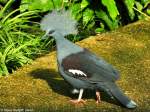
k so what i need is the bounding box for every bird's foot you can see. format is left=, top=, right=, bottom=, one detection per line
left=96, top=91, right=101, bottom=104
left=96, top=99, right=101, bottom=104
left=70, top=99, right=86, bottom=105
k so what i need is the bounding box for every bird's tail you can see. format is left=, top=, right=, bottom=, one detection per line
left=105, top=83, right=137, bottom=109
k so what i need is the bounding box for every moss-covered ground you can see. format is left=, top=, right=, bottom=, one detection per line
left=0, top=20, right=150, bottom=112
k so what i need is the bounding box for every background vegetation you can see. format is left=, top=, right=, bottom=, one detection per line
left=0, top=0, right=150, bottom=76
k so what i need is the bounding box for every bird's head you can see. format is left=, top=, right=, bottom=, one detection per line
left=40, top=10, right=78, bottom=39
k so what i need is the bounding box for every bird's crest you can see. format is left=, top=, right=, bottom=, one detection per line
left=40, top=10, right=78, bottom=36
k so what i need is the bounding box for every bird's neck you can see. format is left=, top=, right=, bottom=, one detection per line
left=53, top=34, right=83, bottom=62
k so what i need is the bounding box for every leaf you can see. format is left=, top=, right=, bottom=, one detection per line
left=0, top=66, right=2, bottom=76
left=0, top=0, right=8, bottom=4
left=0, top=62, right=8, bottom=75
left=70, top=3, right=82, bottom=20
left=81, top=0, right=89, bottom=10
left=83, top=8, right=94, bottom=25
left=141, top=0, right=150, bottom=8
left=86, top=21, right=95, bottom=29
left=123, top=0, right=135, bottom=20
left=147, top=9, right=150, bottom=15
left=20, top=0, right=62, bottom=12
left=0, top=0, right=14, bottom=18
left=101, top=0, right=119, bottom=21
left=95, top=28, right=105, bottom=33
left=95, top=10, right=118, bottom=30
left=95, top=22, right=105, bottom=33
left=50, top=0, right=62, bottom=9
left=135, top=1, right=143, bottom=11
left=1, top=44, right=14, bottom=63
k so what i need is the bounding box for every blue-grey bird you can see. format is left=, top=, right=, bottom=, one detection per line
left=40, top=10, right=137, bottom=109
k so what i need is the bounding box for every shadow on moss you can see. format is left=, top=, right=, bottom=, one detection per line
left=29, top=68, right=124, bottom=107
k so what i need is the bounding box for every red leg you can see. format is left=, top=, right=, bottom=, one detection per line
left=96, top=90, right=101, bottom=104
left=70, top=89, right=86, bottom=105
left=70, top=99, right=86, bottom=104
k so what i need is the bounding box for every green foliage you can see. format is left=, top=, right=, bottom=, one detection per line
left=81, top=0, right=89, bottom=10
left=70, top=0, right=120, bottom=31
left=1, top=0, right=150, bottom=76
left=0, top=0, right=14, bottom=17
left=19, top=0, right=150, bottom=32
left=0, top=1, right=53, bottom=76
left=20, top=0, right=63, bottom=12
left=82, top=8, right=94, bottom=26
left=0, top=0, right=8, bottom=4
left=101, top=0, right=119, bottom=21
left=147, top=9, right=150, bottom=15
left=0, top=11, right=35, bottom=75
left=95, top=10, right=119, bottom=30
left=141, top=0, right=150, bottom=7
left=134, top=0, right=150, bottom=20
left=123, top=0, right=135, bottom=20
left=135, top=1, right=144, bottom=19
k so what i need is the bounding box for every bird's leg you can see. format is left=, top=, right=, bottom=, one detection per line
left=96, top=90, right=101, bottom=104
left=70, top=89, right=86, bottom=104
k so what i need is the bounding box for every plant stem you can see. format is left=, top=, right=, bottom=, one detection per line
left=51, top=0, right=55, bottom=9
left=1, top=63, right=9, bottom=75
left=0, top=0, right=14, bottom=18
left=133, top=7, right=150, bottom=20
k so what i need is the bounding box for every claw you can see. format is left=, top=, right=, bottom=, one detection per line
left=96, top=91, right=101, bottom=104
left=70, top=89, right=86, bottom=106
left=70, top=99, right=86, bottom=105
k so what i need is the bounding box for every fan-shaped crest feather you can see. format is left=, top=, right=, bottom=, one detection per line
left=40, top=10, right=78, bottom=36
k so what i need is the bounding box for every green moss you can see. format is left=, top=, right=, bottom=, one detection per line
left=0, top=20, right=150, bottom=111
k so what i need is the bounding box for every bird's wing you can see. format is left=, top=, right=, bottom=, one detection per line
left=84, top=48, right=120, bottom=79
left=61, top=49, right=120, bottom=83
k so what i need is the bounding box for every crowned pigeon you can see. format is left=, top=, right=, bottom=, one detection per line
left=40, top=10, right=137, bottom=109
